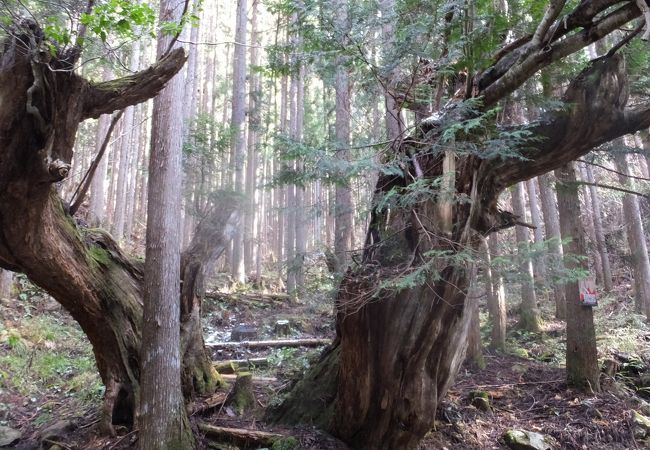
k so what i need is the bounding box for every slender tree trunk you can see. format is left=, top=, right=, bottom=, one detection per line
left=379, top=0, right=404, bottom=143
left=556, top=163, right=600, bottom=393
left=577, top=165, right=605, bottom=286
left=465, top=266, right=485, bottom=369
left=112, top=42, right=141, bottom=242
left=538, top=173, right=567, bottom=319
left=582, top=164, right=614, bottom=292
left=137, top=2, right=194, bottom=447
left=614, top=151, right=650, bottom=318
left=526, top=178, right=547, bottom=284
left=294, top=63, right=307, bottom=291
left=88, top=67, right=113, bottom=226
left=244, top=0, right=260, bottom=279
left=229, top=0, right=248, bottom=283
left=485, top=236, right=506, bottom=350
left=333, top=0, right=353, bottom=273
left=512, top=183, right=541, bottom=331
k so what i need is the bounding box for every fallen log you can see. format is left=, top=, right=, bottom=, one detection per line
left=198, top=423, right=286, bottom=447
left=206, top=338, right=331, bottom=350
left=214, top=357, right=268, bottom=374
left=221, top=374, right=278, bottom=383
left=205, top=291, right=291, bottom=305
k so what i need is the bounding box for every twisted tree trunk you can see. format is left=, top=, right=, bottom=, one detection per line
left=0, top=21, right=235, bottom=435
left=271, top=47, right=650, bottom=450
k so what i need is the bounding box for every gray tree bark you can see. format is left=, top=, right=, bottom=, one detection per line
left=88, top=67, right=113, bottom=226
left=378, top=0, right=404, bottom=143
left=485, top=236, right=506, bottom=350
left=229, top=0, right=248, bottom=283
left=538, top=173, right=567, bottom=319
left=137, top=1, right=194, bottom=447
left=614, top=151, right=650, bottom=318
left=582, top=164, right=614, bottom=292
left=333, top=0, right=354, bottom=273
left=512, top=183, right=541, bottom=331
left=526, top=178, right=547, bottom=283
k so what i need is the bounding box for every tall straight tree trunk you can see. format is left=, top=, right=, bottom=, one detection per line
left=556, top=163, right=600, bottom=393
left=138, top=2, right=194, bottom=448
left=538, top=173, right=567, bottom=319
left=614, top=151, right=650, bottom=318
left=229, top=0, right=248, bottom=283
left=485, top=236, right=506, bottom=350
left=577, top=165, right=605, bottom=286
left=333, top=0, right=353, bottom=273
left=512, top=183, right=541, bottom=331
left=112, top=42, right=141, bottom=242
left=582, top=164, right=614, bottom=292
left=244, top=0, right=260, bottom=279
left=526, top=178, right=547, bottom=284
left=465, top=266, right=485, bottom=369
left=88, top=67, right=113, bottom=226
left=379, top=0, right=404, bottom=143
left=294, top=63, right=307, bottom=291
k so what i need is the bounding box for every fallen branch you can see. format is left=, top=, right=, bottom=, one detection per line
left=198, top=423, right=285, bottom=447
left=206, top=338, right=331, bottom=349
left=221, top=374, right=278, bottom=383
left=206, top=291, right=291, bottom=305
left=214, top=357, right=268, bottom=374
left=188, top=391, right=228, bottom=416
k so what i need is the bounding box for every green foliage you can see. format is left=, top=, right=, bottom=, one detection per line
left=79, top=0, right=156, bottom=42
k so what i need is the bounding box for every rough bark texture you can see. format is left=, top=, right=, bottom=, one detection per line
left=273, top=46, right=650, bottom=449
left=556, top=163, right=601, bottom=393
left=138, top=1, right=194, bottom=446
left=0, top=21, right=224, bottom=436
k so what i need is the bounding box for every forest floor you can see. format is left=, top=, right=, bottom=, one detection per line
left=2, top=275, right=650, bottom=449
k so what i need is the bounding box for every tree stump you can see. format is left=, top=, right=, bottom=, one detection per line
left=229, top=372, right=255, bottom=415
left=274, top=320, right=291, bottom=337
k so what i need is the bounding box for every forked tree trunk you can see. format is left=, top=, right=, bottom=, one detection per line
left=0, top=22, right=230, bottom=436
left=270, top=52, right=650, bottom=449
